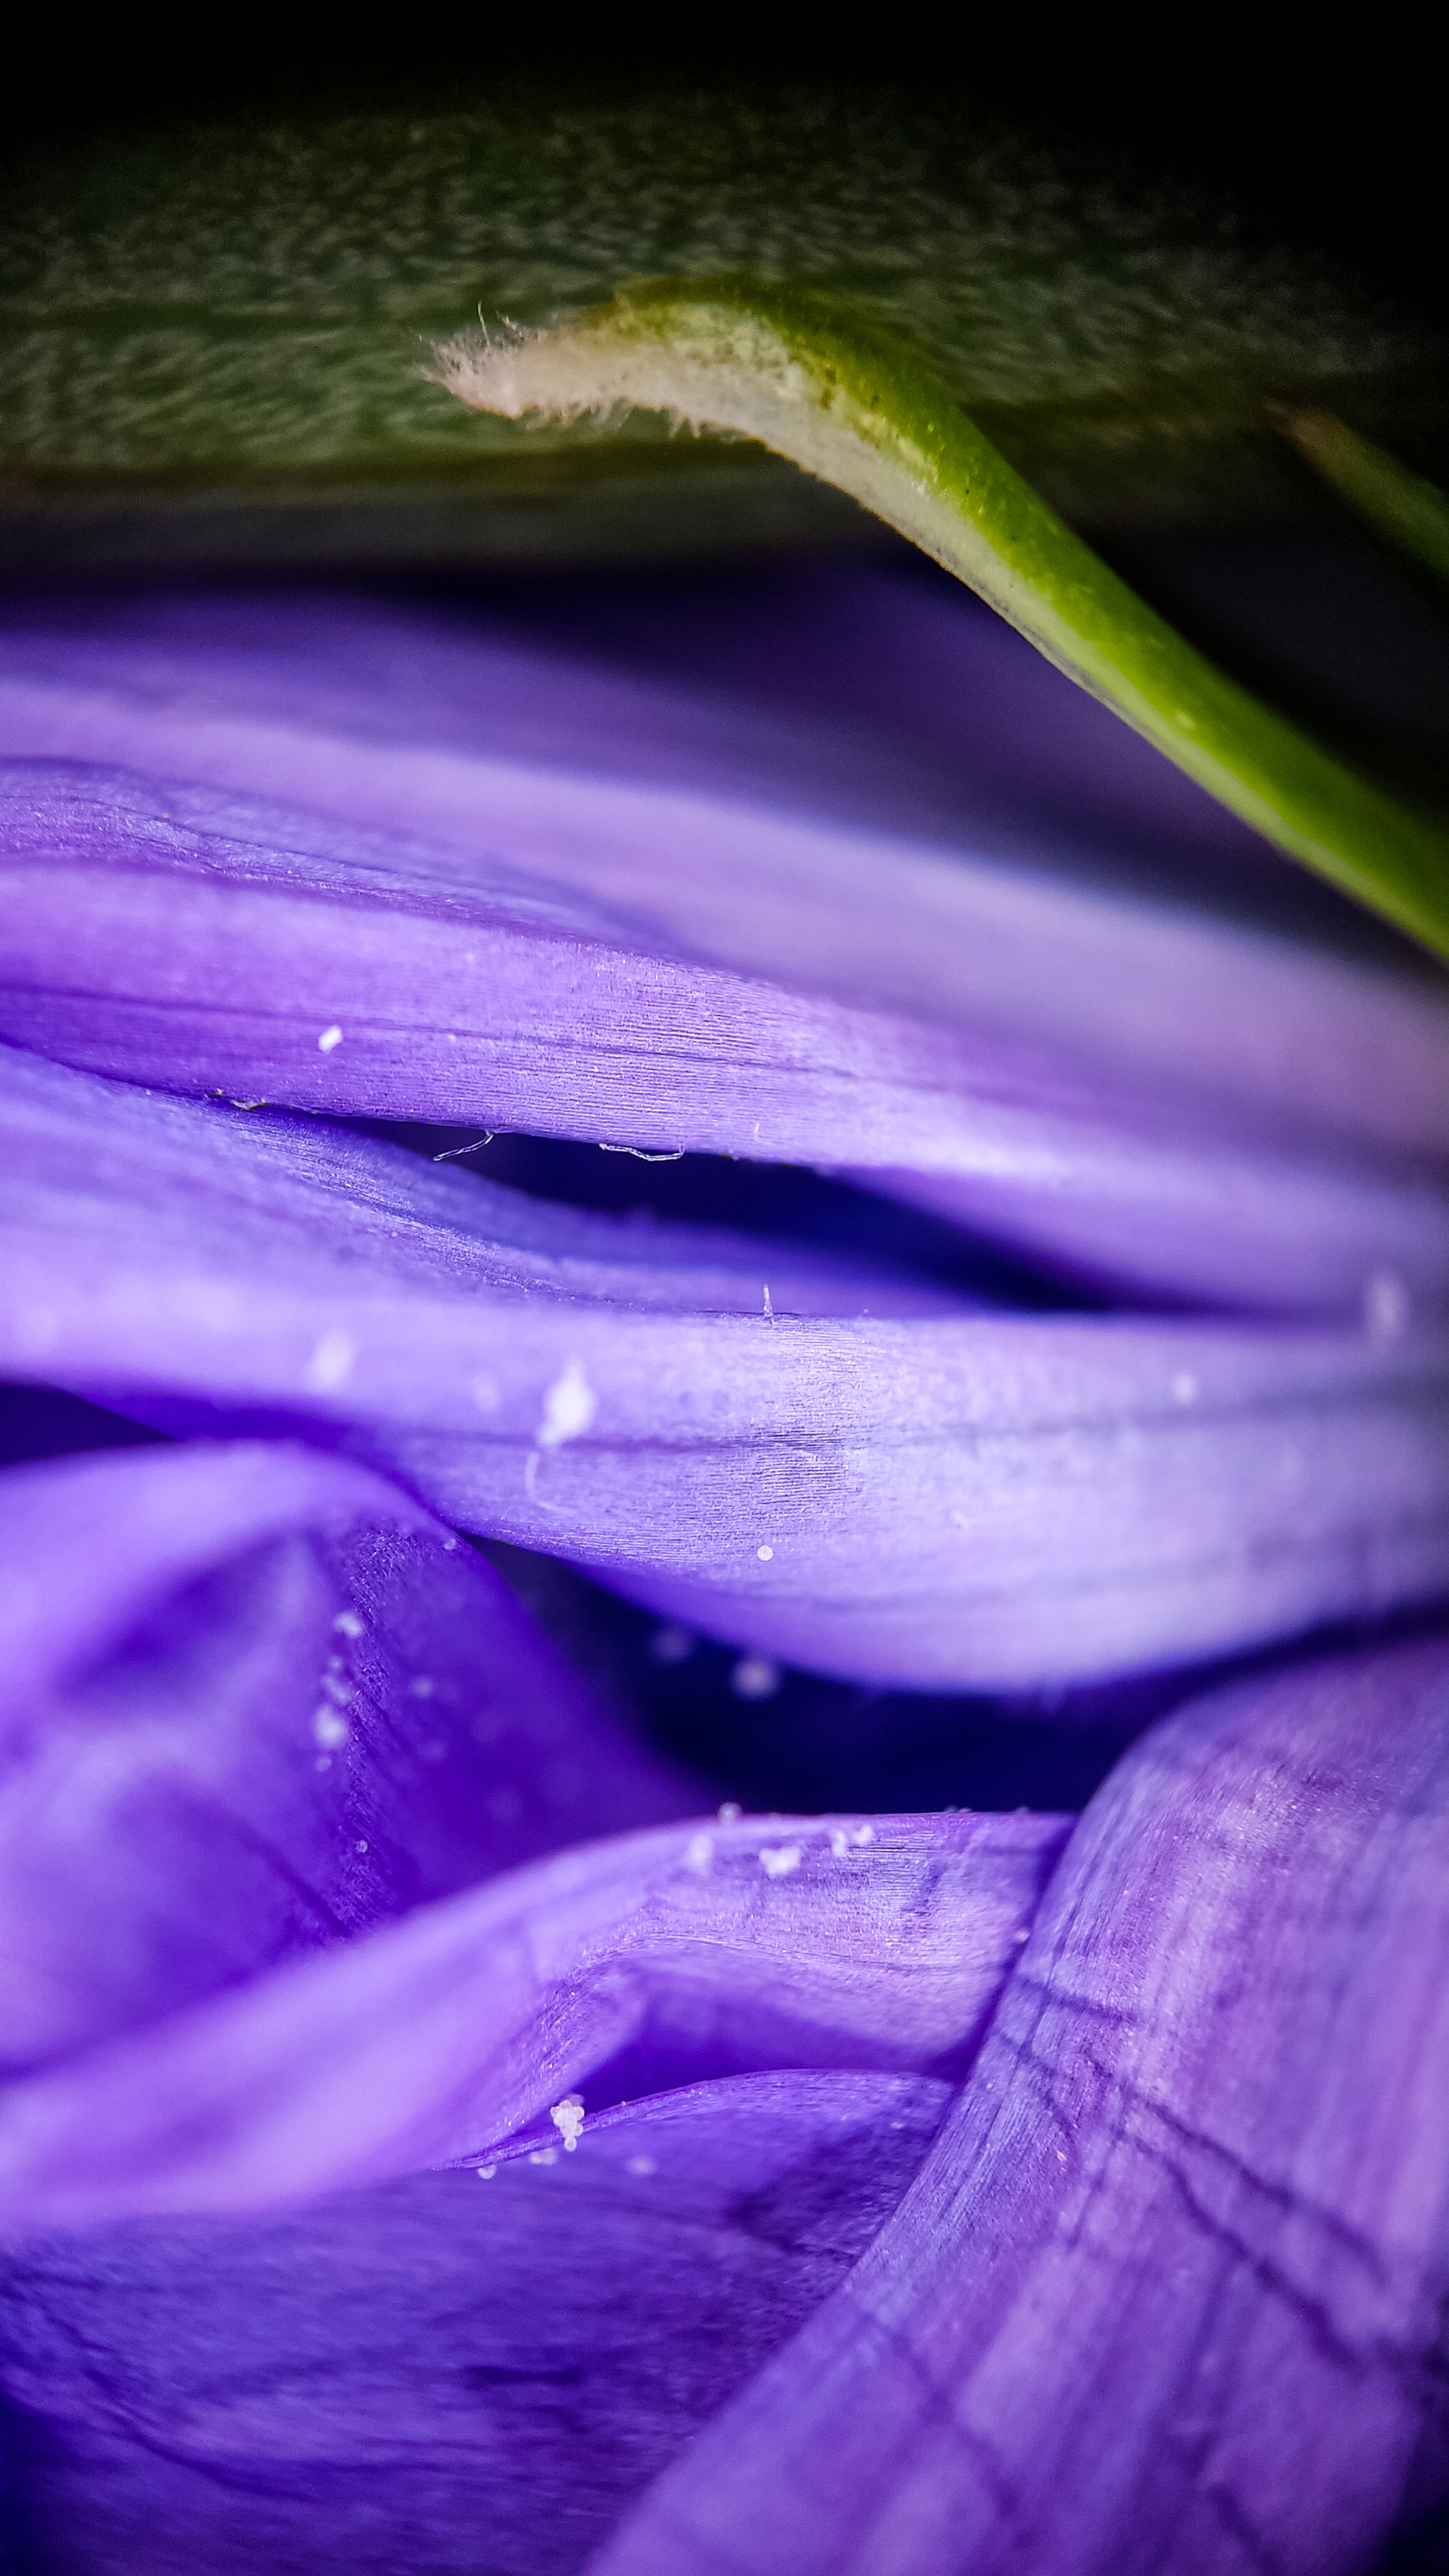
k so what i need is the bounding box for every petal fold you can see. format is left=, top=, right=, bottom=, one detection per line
left=3, top=577, right=1449, bottom=1310
left=594, top=1634, right=1449, bottom=2576
left=0, top=1803, right=1067, bottom=2228
left=0, top=1440, right=692, bottom=2070
left=0, top=2072, right=948, bottom=2576
left=3, top=1047, right=1448, bottom=1689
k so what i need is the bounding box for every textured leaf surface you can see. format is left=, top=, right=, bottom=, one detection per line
left=5, top=91, right=1440, bottom=543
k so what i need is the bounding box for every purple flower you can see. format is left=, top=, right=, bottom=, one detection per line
left=1, top=565, right=1447, bottom=2571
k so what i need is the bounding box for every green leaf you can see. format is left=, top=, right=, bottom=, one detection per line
left=1282, top=409, right=1449, bottom=589
left=4, top=88, right=1445, bottom=554
left=432, top=277, right=1449, bottom=962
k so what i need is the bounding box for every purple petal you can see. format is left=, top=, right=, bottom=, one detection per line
left=0, top=2070, right=948, bottom=2575
left=0, top=1803, right=1067, bottom=2227
left=2, top=580, right=1449, bottom=1311
left=0, top=1440, right=694, bottom=2070
left=595, top=1633, right=1449, bottom=2576
left=3, top=1047, right=1448, bottom=1688
left=1, top=581, right=1441, bottom=1155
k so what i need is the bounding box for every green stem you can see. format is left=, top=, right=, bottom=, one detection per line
left=1281, top=408, right=1449, bottom=590
left=432, top=277, right=1449, bottom=964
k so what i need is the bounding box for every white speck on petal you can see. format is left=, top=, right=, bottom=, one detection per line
left=1171, top=1370, right=1199, bottom=1405
left=1365, top=1267, right=1410, bottom=1343
left=550, top=2094, right=586, bottom=2152
left=304, top=1329, right=356, bottom=1392
left=756, top=1543, right=774, bottom=1561
left=762, top=1284, right=774, bottom=1320
left=408, top=1675, right=435, bottom=1698
left=312, top=1706, right=350, bottom=1750
left=685, top=1830, right=713, bottom=1873
left=717, top=1801, right=743, bottom=1823
left=333, top=1609, right=364, bottom=1639
left=529, top=2147, right=558, bottom=2167
left=321, top=1673, right=352, bottom=1706
left=317, top=1024, right=343, bottom=1053
left=732, top=1654, right=782, bottom=1701
left=537, top=1358, right=596, bottom=1451
left=626, top=2155, right=657, bottom=2177
left=853, top=1823, right=874, bottom=1847
left=354, top=1838, right=369, bottom=1855
left=760, top=1843, right=803, bottom=1878
left=829, top=1828, right=850, bottom=1859
left=477, top=2164, right=497, bottom=2180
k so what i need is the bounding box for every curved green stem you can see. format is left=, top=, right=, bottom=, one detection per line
left=432, top=278, right=1449, bottom=964
left=1281, top=408, right=1449, bottom=591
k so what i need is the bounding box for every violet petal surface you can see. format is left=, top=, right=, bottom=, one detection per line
left=0, top=2071, right=949, bottom=2576
left=0, top=1801, right=1067, bottom=2229
left=0, top=1440, right=694, bottom=2069
left=4, top=1047, right=1448, bottom=1690
left=4, top=579, right=1449, bottom=1311
left=595, top=1634, right=1449, bottom=2576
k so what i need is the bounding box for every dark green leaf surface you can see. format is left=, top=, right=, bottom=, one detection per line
left=4, top=88, right=1445, bottom=565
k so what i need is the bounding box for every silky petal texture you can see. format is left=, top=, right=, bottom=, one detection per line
left=2, top=579, right=1449, bottom=1308
left=0, top=1802, right=1067, bottom=2230
left=3, top=1047, right=1448, bottom=1690
left=0, top=2072, right=950, bottom=2576
left=596, top=1634, right=1449, bottom=2576
left=2, top=759, right=1448, bottom=1319
left=0, top=1442, right=695, bottom=2072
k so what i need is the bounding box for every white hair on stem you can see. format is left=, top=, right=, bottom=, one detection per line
left=426, top=296, right=1056, bottom=665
